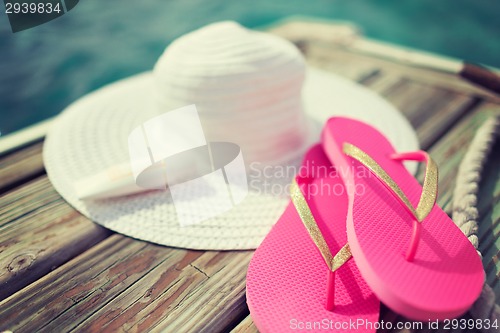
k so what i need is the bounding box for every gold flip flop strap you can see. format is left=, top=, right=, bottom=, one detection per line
left=343, top=143, right=438, bottom=222
left=290, top=179, right=351, bottom=272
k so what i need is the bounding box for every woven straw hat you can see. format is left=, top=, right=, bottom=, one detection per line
left=44, top=21, right=418, bottom=250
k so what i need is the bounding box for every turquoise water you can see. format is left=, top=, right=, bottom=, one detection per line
left=0, top=0, right=499, bottom=136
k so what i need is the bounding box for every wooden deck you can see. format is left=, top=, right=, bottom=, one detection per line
left=0, top=20, right=499, bottom=332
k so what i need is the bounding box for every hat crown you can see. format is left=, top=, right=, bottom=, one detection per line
left=153, top=21, right=309, bottom=166
left=155, top=21, right=305, bottom=78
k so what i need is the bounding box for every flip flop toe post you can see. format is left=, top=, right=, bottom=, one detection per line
left=322, top=117, right=484, bottom=321
left=246, top=144, right=379, bottom=333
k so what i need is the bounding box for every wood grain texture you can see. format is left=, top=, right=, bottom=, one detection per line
left=301, top=42, right=379, bottom=82
left=0, top=141, right=44, bottom=193
left=363, top=74, right=479, bottom=150
left=0, top=176, right=111, bottom=301
left=0, top=234, right=252, bottom=333
left=270, top=21, right=500, bottom=103
left=425, top=103, right=500, bottom=214
left=0, top=236, right=153, bottom=332
left=288, top=37, right=483, bottom=151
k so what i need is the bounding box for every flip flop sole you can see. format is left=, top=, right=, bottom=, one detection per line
left=246, top=144, right=379, bottom=332
left=322, top=117, right=484, bottom=320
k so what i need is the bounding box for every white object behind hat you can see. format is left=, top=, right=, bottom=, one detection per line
left=43, top=22, right=418, bottom=250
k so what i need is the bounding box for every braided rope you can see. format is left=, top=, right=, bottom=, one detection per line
left=452, top=115, right=500, bottom=331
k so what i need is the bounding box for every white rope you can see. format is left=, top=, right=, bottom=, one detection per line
left=452, top=115, right=500, bottom=331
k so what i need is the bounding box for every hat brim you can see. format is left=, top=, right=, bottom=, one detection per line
left=44, top=66, right=418, bottom=250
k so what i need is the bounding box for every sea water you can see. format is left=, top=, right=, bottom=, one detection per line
left=0, top=0, right=498, bottom=136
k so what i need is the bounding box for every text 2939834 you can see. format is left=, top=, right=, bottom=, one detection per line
left=3, top=1, right=80, bottom=33
left=5, top=1, right=62, bottom=14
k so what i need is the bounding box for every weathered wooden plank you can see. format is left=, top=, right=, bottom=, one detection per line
left=0, top=177, right=60, bottom=228
left=0, top=141, right=44, bottom=193
left=0, top=236, right=151, bottom=332
left=417, top=95, right=480, bottom=151
left=364, top=75, right=478, bottom=150
left=303, top=42, right=479, bottom=151
left=63, top=250, right=251, bottom=332
left=292, top=36, right=495, bottom=151
left=231, top=315, right=258, bottom=333
left=477, top=147, right=500, bottom=298
left=147, top=251, right=251, bottom=333
left=74, top=253, right=208, bottom=333
left=302, top=42, right=379, bottom=82
left=0, top=176, right=111, bottom=301
left=287, top=38, right=500, bottom=103
left=268, top=20, right=379, bottom=83
left=0, top=235, right=252, bottom=333
left=427, top=103, right=500, bottom=213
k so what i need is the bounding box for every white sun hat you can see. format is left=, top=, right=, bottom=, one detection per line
left=43, top=21, right=418, bottom=250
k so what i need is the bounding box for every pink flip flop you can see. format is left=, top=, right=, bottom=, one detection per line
left=246, top=144, right=379, bottom=333
left=321, top=117, right=484, bottom=321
